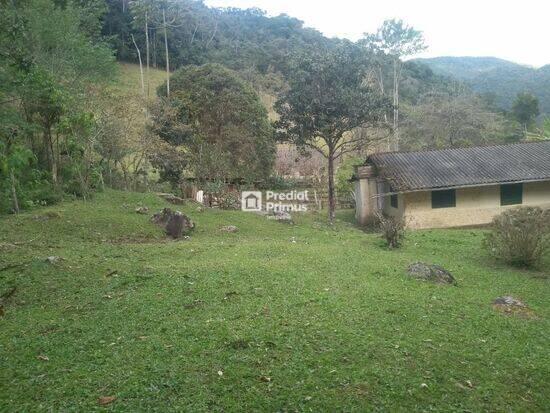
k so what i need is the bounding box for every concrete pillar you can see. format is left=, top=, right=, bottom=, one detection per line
left=354, top=165, right=379, bottom=226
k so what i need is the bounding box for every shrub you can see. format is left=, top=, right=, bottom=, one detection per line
left=218, top=191, right=240, bottom=210
left=483, top=207, right=550, bottom=268
left=376, top=212, right=406, bottom=249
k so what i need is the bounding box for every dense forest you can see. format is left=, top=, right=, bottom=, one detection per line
left=1, top=0, right=548, bottom=218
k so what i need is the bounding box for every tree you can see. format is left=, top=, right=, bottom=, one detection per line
left=154, top=64, right=275, bottom=184
left=274, top=43, right=390, bottom=223
left=362, top=19, right=427, bottom=151
left=512, top=92, right=540, bottom=137
left=0, top=0, right=115, bottom=210
left=401, top=90, right=511, bottom=150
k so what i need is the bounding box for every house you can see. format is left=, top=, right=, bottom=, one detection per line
left=354, top=141, right=550, bottom=229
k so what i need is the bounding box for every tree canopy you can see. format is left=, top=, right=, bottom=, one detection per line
left=154, top=64, right=275, bottom=184
left=275, top=42, right=390, bottom=221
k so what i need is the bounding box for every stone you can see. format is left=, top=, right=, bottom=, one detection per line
left=135, top=206, right=149, bottom=214
left=45, top=256, right=62, bottom=264
left=493, top=296, right=526, bottom=307
left=151, top=208, right=194, bottom=239
left=220, top=225, right=238, bottom=233
left=151, top=208, right=173, bottom=225
left=407, top=262, right=456, bottom=284
left=166, top=211, right=194, bottom=239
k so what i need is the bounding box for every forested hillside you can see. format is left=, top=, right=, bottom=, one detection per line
left=1, top=0, right=540, bottom=216
left=415, top=56, right=550, bottom=114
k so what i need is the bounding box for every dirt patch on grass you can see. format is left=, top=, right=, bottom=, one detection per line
left=492, top=304, right=538, bottom=319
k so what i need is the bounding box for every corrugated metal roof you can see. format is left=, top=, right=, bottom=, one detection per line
left=367, top=141, right=550, bottom=192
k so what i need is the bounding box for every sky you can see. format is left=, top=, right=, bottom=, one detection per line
left=205, top=0, right=550, bottom=67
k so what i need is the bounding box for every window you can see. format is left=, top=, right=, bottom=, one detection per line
left=432, top=189, right=456, bottom=209
left=390, top=194, right=398, bottom=209
left=500, top=183, right=523, bottom=206
left=389, top=185, right=398, bottom=209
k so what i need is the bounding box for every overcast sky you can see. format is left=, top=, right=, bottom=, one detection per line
left=205, top=0, right=550, bottom=67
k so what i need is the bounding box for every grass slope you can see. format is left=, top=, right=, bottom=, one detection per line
left=0, top=191, right=549, bottom=411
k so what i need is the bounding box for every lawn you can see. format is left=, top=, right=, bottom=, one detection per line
left=0, top=190, right=549, bottom=411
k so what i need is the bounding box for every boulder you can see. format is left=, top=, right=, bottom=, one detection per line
left=151, top=208, right=173, bottom=225
left=493, top=296, right=526, bottom=307
left=135, top=206, right=149, bottom=214
left=407, top=262, right=456, bottom=285
left=220, top=225, right=238, bottom=233
left=152, top=208, right=194, bottom=239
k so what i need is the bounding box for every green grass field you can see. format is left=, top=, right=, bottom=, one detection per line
left=1, top=190, right=548, bottom=411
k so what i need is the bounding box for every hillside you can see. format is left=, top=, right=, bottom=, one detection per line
left=1, top=190, right=549, bottom=410
left=415, top=56, right=550, bottom=114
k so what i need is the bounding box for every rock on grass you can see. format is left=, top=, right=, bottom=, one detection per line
left=407, top=262, right=456, bottom=285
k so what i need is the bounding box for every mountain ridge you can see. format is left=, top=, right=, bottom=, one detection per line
left=413, top=56, right=550, bottom=114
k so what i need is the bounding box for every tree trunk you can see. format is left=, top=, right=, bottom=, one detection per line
left=45, top=127, right=58, bottom=186
left=393, top=58, right=399, bottom=151
left=9, top=168, right=19, bottom=213
left=163, top=9, right=170, bottom=98
left=145, top=10, right=150, bottom=98
left=327, top=152, right=336, bottom=224
left=131, top=34, right=145, bottom=96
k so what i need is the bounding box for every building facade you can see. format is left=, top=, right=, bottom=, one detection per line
left=354, top=141, right=550, bottom=229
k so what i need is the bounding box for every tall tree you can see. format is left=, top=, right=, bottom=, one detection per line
left=512, top=92, right=540, bottom=137
left=362, top=19, right=427, bottom=151
left=153, top=64, right=275, bottom=184
left=275, top=43, right=390, bottom=223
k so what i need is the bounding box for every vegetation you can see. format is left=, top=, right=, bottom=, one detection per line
left=361, top=19, right=427, bottom=150
left=0, top=191, right=549, bottom=410
left=0, top=0, right=115, bottom=213
left=274, top=43, right=390, bottom=222
left=153, top=64, right=275, bottom=185
left=376, top=212, right=407, bottom=249
left=484, top=207, right=550, bottom=268
left=3, top=0, right=529, bottom=215
left=415, top=56, right=550, bottom=116
left=512, top=92, right=540, bottom=137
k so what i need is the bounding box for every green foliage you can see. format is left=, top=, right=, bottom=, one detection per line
left=218, top=190, right=241, bottom=210
left=416, top=56, right=550, bottom=115
left=275, top=42, right=390, bottom=221
left=103, top=0, right=330, bottom=77
left=512, top=92, right=540, bottom=131
left=361, top=19, right=427, bottom=58
left=335, top=157, right=362, bottom=195
left=256, top=175, right=298, bottom=191
left=0, top=0, right=116, bottom=213
left=401, top=90, right=516, bottom=150
left=154, top=64, right=275, bottom=184
left=484, top=207, right=550, bottom=268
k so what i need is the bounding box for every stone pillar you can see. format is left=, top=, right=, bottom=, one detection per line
left=354, top=165, right=379, bottom=226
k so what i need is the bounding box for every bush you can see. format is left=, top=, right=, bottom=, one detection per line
left=218, top=191, right=240, bottom=210
left=376, top=212, right=406, bottom=249
left=483, top=207, right=550, bottom=268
